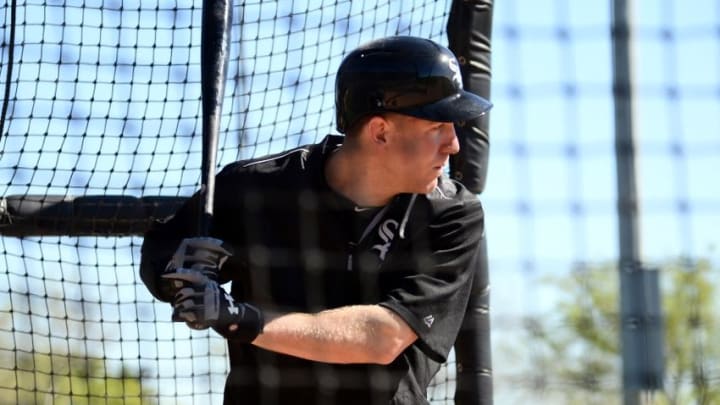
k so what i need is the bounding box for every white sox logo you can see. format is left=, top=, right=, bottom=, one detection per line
left=371, top=219, right=399, bottom=261
left=448, top=58, right=462, bottom=88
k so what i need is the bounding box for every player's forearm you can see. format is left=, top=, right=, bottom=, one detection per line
left=251, top=305, right=417, bottom=365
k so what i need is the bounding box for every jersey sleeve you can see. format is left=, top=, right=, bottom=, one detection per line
left=378, top=194, right=484, bottom=363
left=139, top=163, right=249, bottom=302
left=139, top=190, right=203, bottom=302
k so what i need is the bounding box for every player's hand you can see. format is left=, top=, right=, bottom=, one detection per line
left=162, top=237, right=232, bottom=295
left=162, top=269, right=264, bottom=342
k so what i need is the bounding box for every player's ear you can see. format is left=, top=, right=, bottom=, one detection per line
left=366, top=115, right=389, bottom=145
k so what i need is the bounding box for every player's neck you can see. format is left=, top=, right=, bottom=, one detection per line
left=325, top=145, right=394, bottom=208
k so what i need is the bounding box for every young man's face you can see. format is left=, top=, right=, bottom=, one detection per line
left=382, top=113, right=460, bottom=194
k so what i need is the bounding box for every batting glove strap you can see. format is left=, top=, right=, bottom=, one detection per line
left=212, top=300, right=264, bottom=343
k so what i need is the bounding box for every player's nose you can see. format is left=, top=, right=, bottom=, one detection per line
left=441, top=123, right=460, bottom=155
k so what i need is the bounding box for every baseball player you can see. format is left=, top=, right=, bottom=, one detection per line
left=140, top=36, right=492, bottom=405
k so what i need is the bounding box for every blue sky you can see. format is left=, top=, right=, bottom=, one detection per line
left=488, top=2, right=719, bottom=257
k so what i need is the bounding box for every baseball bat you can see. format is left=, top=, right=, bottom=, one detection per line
left=199, top=0, right=233, bottom=236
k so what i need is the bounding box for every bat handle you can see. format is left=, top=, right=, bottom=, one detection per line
left=199, top=0, right=233, bottom=236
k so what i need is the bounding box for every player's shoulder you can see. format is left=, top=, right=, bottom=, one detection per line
left=409, top=176, right=483, bottom=231
left=222, top=145, right=311, bottom=176
left=401, top=177, right=483, bottom=245
left=218, top=135, right=340, bottom=181
left=425, top=176, right=482, bottom=210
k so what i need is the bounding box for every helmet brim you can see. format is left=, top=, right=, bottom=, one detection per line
left=397, top=90, right=492, bottom=124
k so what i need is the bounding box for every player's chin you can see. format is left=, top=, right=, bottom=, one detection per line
left=417, top=177, right=439, bottom=194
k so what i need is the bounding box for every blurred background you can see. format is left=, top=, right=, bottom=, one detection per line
left=0, top=0, right=718, bottom=404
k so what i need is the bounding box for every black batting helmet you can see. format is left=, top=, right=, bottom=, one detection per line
left=334, top=36, right=492, bottom=134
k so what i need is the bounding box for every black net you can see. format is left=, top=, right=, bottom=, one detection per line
left=1, top=0, right=461, bottom=403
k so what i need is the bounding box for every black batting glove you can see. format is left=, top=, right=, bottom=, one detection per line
left=162, top=269, right=264, bottom=343
left=162, top=237, right=232, bottom=297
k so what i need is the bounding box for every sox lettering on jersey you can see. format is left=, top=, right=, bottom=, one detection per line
left=371, top=219, right=399, bottom=261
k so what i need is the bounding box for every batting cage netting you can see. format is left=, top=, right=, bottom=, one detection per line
left=0, top=0, right=489, bottom=404
left=2, top=0, right=720, bottom=404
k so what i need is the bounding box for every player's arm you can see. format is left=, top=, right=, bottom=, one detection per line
left=250, top=193, right=484, bottom=365
left=252, top=305, right=418, bottom=365
left=165, top=270, right=417, bottom=365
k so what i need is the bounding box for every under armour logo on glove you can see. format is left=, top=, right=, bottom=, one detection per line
left=225, top=292, right=240, bottom=315
left=162, top=269, right=264, bottom=343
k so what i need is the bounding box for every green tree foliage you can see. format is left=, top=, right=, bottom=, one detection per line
left=0, top=351, right=156, bottom=405
left=0, top=309, right=156, bottom=405
left=521, top=258, right=719, bottom=405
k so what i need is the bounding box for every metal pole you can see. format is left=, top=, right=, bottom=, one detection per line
left=447, top=1, right=494, bottom=404
left=612, top=1, right=664, bottom=404
left=611, top=0, right=642, bottom=404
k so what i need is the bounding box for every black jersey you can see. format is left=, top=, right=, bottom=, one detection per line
left=140, top=135, right=485, bottom=405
